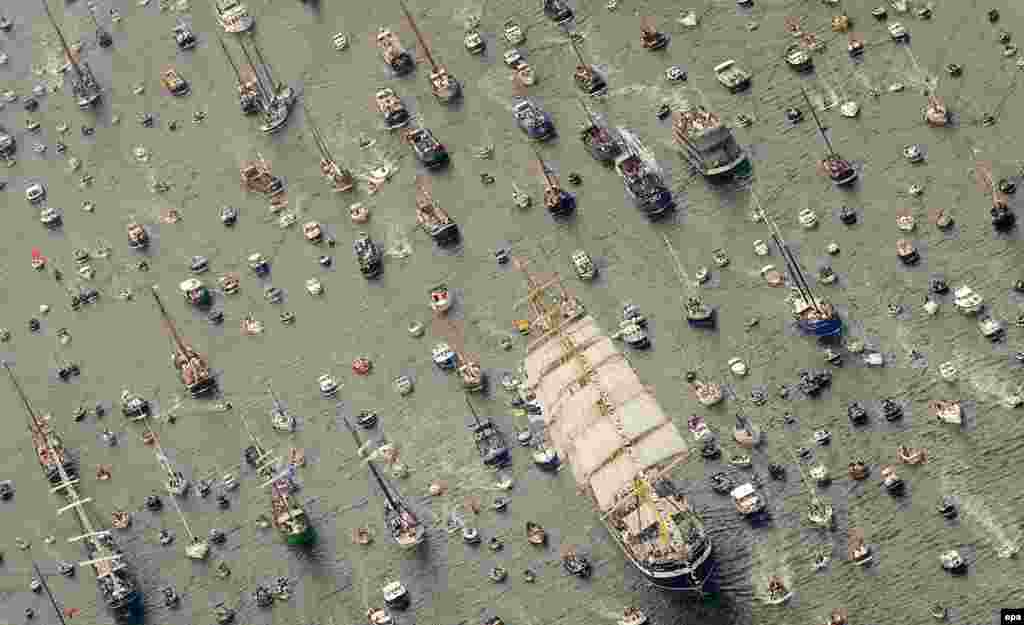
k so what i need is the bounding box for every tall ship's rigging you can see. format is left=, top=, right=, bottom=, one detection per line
left=236, top=35, right=295, bottom=134
left=803, top=89, right=857, bottom=186
left=577, top=99, right=622, bottom=164
left=151, top=286, right=218, bottom=397
left=672, top=102, right=749, bottom=182
left=42, top=0, right=101, bottom=109
left=415, top=175, right=460, bottom=246
left=398, top=0, right=461, bottom=103
left=4, top=362, right=76, bottom=484
left=303, top=100, right=354, bottom=192
left=517, top=259, right=714, bottom=591
left=568, top=37, right=607, bottom=96
left=217, top=35, right=259, bottom=115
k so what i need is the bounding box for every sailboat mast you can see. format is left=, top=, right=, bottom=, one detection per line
left=41, top=0, right=84, bottom=82
left=3, top=361, right=45, bottom=433
left=301, top=101, right=332, bottom=161
left=33, top=560, right=70, bottom=625
left=399, top=0, right=438, bottom=71
left=250, top=39, right=280, bottom=92
left=569, top=38, right=589, bottom=68
left=166, top=490, right=197, bottom=541
left=465, top=395, right=482, bottom=426
left=534, top=150, right=556, bottom=187
left=577, top=98, right=597, bottom=125
left=755, top=194, right=821, bottom=310
left=237, top=39, right=272, bottom=102
left=150, top=287, right=192, bottom=356
left=802, top=88, right=836, bottom=156
left=343, top=418, right=402, bottom=511
left=217, top=36, right=243, bottom=84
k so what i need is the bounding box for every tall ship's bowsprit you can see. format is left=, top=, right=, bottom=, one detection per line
left=151, top=287, right=218, bottom=397
left=399, top=0, right=461, bottom=103
left=578, top=99, right=622, bottom=164
left=569, top=37, right=607, bottom=96
left=236, top=36, right=295, bottom=134
left=517, top=260, right=714, bottom=591
left=42, top=0, right=101, bottom=109
left=376, top=27, right=415, bottom=76
left=217, top=36, right=259, bottom=114
left=4, top=362, right=76, bottom=485
left=803, top=89, right=857, bottom=187
left=672, top=103, right=749, bottom=183
left=759, top=197, right=843, bottom=338
left=415, top=176, right=460, bottom=246
left=303, top=100, right=355, bottom=192
left=614, top=148, right=673, bottom=218
left=344, top=419, right=426, bottom=549
left=535, top=150, right=575, bottom=217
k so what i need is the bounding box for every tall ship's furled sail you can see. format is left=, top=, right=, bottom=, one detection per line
left=42, top=0, right=101, bottom=109
left=673, top=102, right=748, bottom=183
left=5, top=362, right=76, bottom=484
left=517, top=260, right=714, bottom=591
left=151, top=286, right=218, bottom=397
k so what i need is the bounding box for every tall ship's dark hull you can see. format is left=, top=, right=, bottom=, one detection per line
left=612, top=519, right=715, bottom=590
left=430, top=222, right=460, bottom=246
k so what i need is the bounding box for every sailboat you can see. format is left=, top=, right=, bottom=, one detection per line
left=415, top=175, right=460, bottom=246
left=758, top=195, right=843, bottom=338
left=663, top=235, right=716, bottom=328
left=344, top=418, right=426, bottom=549
left=4, top=362, right=76, bottom=484
left=434, top=315, right=485, bottom=392
left=42, top=0, right=101, bottom=109
left=577, top=99, right=622, bottom=164
left=466, top=395, right=510, bottom=467
left=516, top=257, right=715, bottom=591
left=236, top=36, right=295, bottom=134
left=151, top=286, right=218, bottom=397
left=535, top=149, right=575, bottom=217
left=240, top=410, right=280, bottom=481
left=267, top=381, right=296, bottom=432
left=303, top=101, right=354, bottom=192
left=569, top=37, right=607, bottom=96
left=398, top=0, right=461, bottom=103
left=803, top=89, right=857, bottom=186
left=261, top=466, right=316, bottom=546
left=217, top=36, right=259, bottom=115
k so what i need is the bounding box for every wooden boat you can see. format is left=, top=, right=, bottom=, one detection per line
left=241, top=154, right=285, bottom=195
left=765, top=575, right=792, bottom=604
left=161, top=67, right=190, bottom=96
left=152, top=286, right=217, bottom=397
left=376, top=28, right=414, bottom=76
left=897, top=445, right=927, bottom=464
left=848, top=461, right=868, bottom=479
left=345, top=419, right=426, bottom=549
left=640, top=17, right=668, bottom=50
left=535, top=151, right=575, bottom=216
left=804, top=89, right=857, bottom=186
left=526, top=521, right=547, bottom=545
left=692, top=380, right=723, bottom=406
left=932, top=400, right=962, bottom=424
left=430, top=284, right=451, bottom=313
left=127, top=222, right=149, bottom=249
left=399, top=0, right=461, bottom=103
left=302, top=221, right=323, bottom=244
left=848, top=528, right=872, bottom=565
left=825, top=609, right=848, bottom=625
left=375, top=88, right=410, bottom=129
left=896, top=238, right=919, bottom=264
left=619, top=607, right=648, bottom=625
left=303, top=101, right=354, bottom=192
left=923, top=95, right=949, bottom=126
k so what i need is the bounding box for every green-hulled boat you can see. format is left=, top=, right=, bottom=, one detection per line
left=268, top=475, right=315, bottom=546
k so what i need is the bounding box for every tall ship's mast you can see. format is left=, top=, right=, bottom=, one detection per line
left=33, top=559, right=70, bottom=625
left=516, top=258, right=714, bottom=591
left=672, top=102, right=749, bottom=182
left=755, top=192, right=842, bottom=338
left=4, top=361, right=76, bottom=484
left=398, top=0, right=461, bottom=103
left=343, top=418, right=426, bottom=549
left=802, top=88, right=858, bottom=186
left=41, top=0, right=101, bottom=108
left=302, top=100, right=354, bottom=192
left=151, top=286, right=218, bottom=397
left=217, top=35, right=259, bottom=115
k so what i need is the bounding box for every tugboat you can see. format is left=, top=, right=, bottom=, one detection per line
left=577, top=99, right=622, bottom=164
left=127, top=222, right=149, bottom=249
left=376, top=28, right=415, bottom=76
left=152, top=287, right=217, bottom=397
left=923, top=95, right=949, bottom=126
left=215, top=0, right=254, bottom=33
left=406, top=126, right=450, bottom=169
left=217, top=36, right=260, bottom=115
left=174, top=22, right=197, bottom=50
left=345, top=419, right=426, bottom=549
left=304, top=100, right=354, bottom=192
left=161, top=68, right=191, bottom=96
left=614, top=147, right=673, bottom=218
left=415, top=176, right=460, bottom=246
left=535, top=150, right=575, bottom=217
left=353, top=233, right=383, bottom=279
left=543, top=0, right=573, bottom=24
left=399, top=0, right=461, bottom=103
left=376, top=88, right=411, bottom=129
left=804, top=89, right=857, bottom=186
left=640, top=17, right=668, bottom=50
left=514, top=99, right=556, bottom=141
left=42, top=0, right=102, bottom=109
left=569, top=37, right=607, bottom=96
left=673, top=103, right=749, bottom=183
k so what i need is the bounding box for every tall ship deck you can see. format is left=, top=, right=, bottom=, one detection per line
left=518, top=262, right=714, bottom=591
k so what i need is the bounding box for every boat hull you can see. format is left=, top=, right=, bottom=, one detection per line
left=610, top=522, right=716, bottom=591
left=687, top=310, right=716, bottom=328
left=429, top=223, right=460, bottom=246
left=547, top=192, right=575, bottom=217
left=583, top=138, right=622, bottom=163
left=699, top=151, right=751, bottom=182
left=384, top=110, right=410, bottom=129
left=285, top=525, right=316, bottom=546
left=78, top=92, right=101, bottom=109
left=187, top=376, right=218, bottom=398
left=797, top=315, right=842, bottom=338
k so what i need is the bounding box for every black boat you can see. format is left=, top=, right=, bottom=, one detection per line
left=415, top=176, right=460, bottom=246
left=353, top=233, right=383, bottom=279
left=881, top=398, right=902, bottom=421
left=406, top=127, right=449, bottom=169
left=569, top=38, right=607, bottom=96
left=577, top=100, right=622, bottom=164
left=848, top=402, right=868, bottom=425
left=543, top=0, right=573, bottom=23
left=467, top=396, right=510, bottom=467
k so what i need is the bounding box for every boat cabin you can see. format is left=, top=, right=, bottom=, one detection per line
left=179, top=278, right=211, bottom=306
left=731, top=482, right=764, bottom=516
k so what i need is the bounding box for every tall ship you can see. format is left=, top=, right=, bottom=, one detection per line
left=758, top=196, right=843, bottom=338
left=577, top=99, right=622, bottom=164
left=517, top=259, right=714, bottom=591
left=236, top=36, right=295, bottom=134
left=398, top=0, right=461, bottom=103
left=376, top=27, right=415, bottom=76
left=303, top=100, right=354, bottom=192
left=42, top=0, right=101, bottom=109
left=344, top=419, right=426, bottom=549
left=151, top=286, right=218, bottom=397
left=803, top=89, right=857, bottom=187
left=673, top=103, right=748, bottom=182
left=217, top=35, right=259, bottom=115
left=415, top=175, right=460, bottom=246
left=5, top=362, right=76, bottom=484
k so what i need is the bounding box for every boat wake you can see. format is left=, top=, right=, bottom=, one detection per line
left=954, top=493, right=1021, bottom=556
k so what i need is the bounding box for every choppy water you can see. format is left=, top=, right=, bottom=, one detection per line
left=1, top=0, right=1023, bottom=624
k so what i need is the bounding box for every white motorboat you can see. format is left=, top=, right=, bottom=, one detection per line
left=798, top=208, right=818, bottom=228
left=464, top=30, right=485, bottom=54
left=429, top=284, right=451, bottom=313
left=953, top=286, right=983, bottom=315
left=318, top=373, right=339, bottom=396
left=305, top=278, right=323, bottom=296
left=503, top=19, right=525, bottom=45
left=185, top=539, right=210, bottom=560
left=571, top=249, right=597, bottom=280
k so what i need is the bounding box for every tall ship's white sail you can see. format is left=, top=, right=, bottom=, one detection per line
left=518, top=261, right=714, bottom=591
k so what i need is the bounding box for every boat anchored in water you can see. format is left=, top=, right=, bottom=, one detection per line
left=304, top=101, right=355, bottom=192
left=804, top=89, right=857, bottom=186
left=673, top=103, right=749, bottom=182
left=262, top=466, right=316, bottom=546
left=466, top=396, right=510, bottom=466
left=354, top=233, right=383, bottom=279
left=515, top=99, right=556, bottom=141
left=235, top=36, right=295, bottom=134
left=214, top=0, right=254, bottom=33
left=535, top=149, right=575, bottom=217
left=5, top=362, right=77, bottom=485
left=43, top=0, right=101, bottom=108
left=217, top=36, right=260, bottom=114
left=614, top=146, right=673, bottom=218
left=152, top=287, right=218, bottom=397
left=376, top=27, right=415, bottom=75
left=399, top=0, right=461, bottom=103
left=568, top=37, right=607, bottom=96
left=577, top=99, right=622, bottom=164
left=406, top=126, right=450, bottom=169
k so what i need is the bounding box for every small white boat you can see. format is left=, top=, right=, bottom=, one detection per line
left=503, top=49, right=523, bottom=68
left=813, top=429, right=831, bottom=445
left=464, top=30, right=485, bottom=54
left=978, top=316, right=1003, bottom=340
left=695, top=266, right=710, bottom=284
left=278, top=212, right=297, bottom=228
left=897, top=214, right=915, bottom=231
left=939, top=550, right=966, bottom=572
left=512, top=184, right=531, bottom=208
left=382, top=581, right=408, bottom=608
left=863, top=352, right=884, bottom=367
left=305, top=278, right=323, bottom=296
left=932, top=400, right=962, bottom=425
left=432, top=342, right=458, bottom=368
left=888, top=22, right=908, bottom=40
left=903, top=144, right=924, bottom=163
left=728, top=357, right=748, bottom=376
left=318, top=373, right=339, bottom=396
left=503, top=19, right=525, bottom=45
left=953, top=286, right=983, bottom=315
left=332, top=33, right=349, bottom=51
left=939, top=361, right=958, bottom=381
left=39, top=207, right=62, bottom=228
left=839, top=101, right=860, bottom=118
left=923, top=298, right=939, bottom=316
left=185, top=539, right=210, bottom=560
left=798, top=208, right=818, bottom=228
left=393, top=375, right=414, bottom=396
left=571, top=249, right=597, bottom=280
left=753, top=239, right=769, bottom=256
left=731, top=482, right=765, bottom=516
left=809, top=464, right=830, bottom=484
left=272, top=407, right=295, bottom=432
